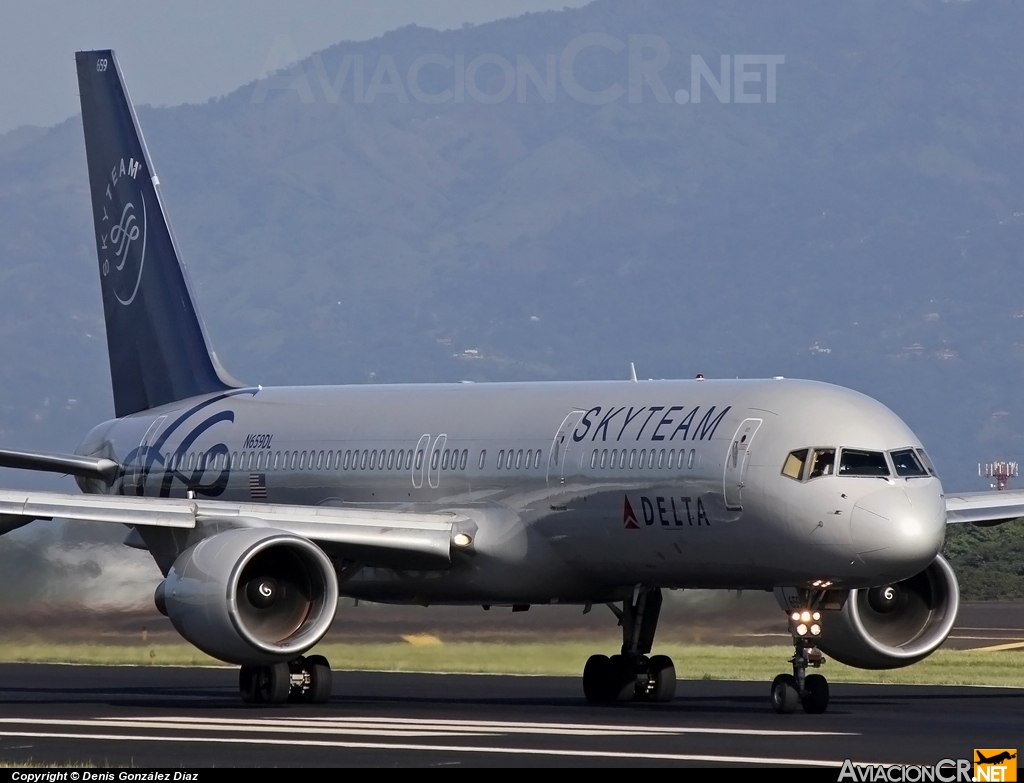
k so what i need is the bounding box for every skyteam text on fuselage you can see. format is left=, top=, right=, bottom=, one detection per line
left=1, top=50, right=1021, bottom=713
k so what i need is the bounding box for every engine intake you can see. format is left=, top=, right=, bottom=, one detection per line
left=818, top=554, right=959, bottom=669
left=159, top=528, right=339, bottom=665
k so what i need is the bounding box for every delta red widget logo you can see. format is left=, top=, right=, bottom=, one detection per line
left=623, top=497, right=640, bottom=529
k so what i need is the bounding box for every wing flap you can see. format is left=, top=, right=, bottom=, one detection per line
left=945, top=490, right=1024, bottom=526
left=194, top=501, right=455, bottom=566
left=0, top=489, right=456, bottom=567
left=0, top=489, right=195, bottom=528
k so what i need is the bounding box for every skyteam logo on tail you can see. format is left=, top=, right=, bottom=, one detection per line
left=98, top=155, right=147, bottom=306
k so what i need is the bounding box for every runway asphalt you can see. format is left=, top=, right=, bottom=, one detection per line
left=0, top=664, right=1020, bottom=768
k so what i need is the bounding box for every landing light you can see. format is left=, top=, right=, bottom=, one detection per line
left=453, top=533, right=473, bottom=548
left=800, top=611, right=811, bottom=623
left=810, top=624, right=821, bottom=636
left=796, top=623, right=808, bottom=636
left=812, top=611, right=821, bottom=622
left=791, top=612, right=800, bottom=622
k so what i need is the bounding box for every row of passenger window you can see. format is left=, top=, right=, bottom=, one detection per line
left=166, top=447, right=473, bottom=473
left=590, top=447, right=697, bottom=471
left=494, top=449, right=543, bottom=470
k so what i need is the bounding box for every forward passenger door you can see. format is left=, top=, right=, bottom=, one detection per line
left=724, top=418, right=762, bottom=510
left=547, top=410, right=585, bottom=485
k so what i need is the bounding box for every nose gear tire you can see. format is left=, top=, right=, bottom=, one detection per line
left=771, top=674, right=800, bottom=714
left=801, top=673, right=829, bottom=714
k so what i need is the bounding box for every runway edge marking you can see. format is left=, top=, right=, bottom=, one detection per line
left=0, top=730, right=846, bottom=766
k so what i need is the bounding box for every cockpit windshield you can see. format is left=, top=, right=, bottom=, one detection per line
left=890, top=448, right=929, bottom=477
left=838, top=449, right=890, bottom=477
left=782, top=445, right=936, bottom=482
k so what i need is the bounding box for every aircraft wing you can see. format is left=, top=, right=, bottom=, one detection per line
left=0, top=448, right=118, bottom=482
left=0, top=489, right=459, bottom=569
left=944, top=490, right=1024, bottom=527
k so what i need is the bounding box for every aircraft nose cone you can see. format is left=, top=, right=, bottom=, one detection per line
left=851, top=483, right=944, bottom=579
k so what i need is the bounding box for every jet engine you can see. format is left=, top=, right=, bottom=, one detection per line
left=817, top=554, right=959, bottom=669
left=156, top=528, right=339, bottom=665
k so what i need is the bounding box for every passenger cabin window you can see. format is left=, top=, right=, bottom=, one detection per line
left=782, top=449, right=809, bottom=481
left=838, top=448, right=890, bottom=477
left=478, top=450, right=486, bottom=469
left=891, top=448, right=928, bottom=477
left=808, top=449, right=835, bottom=479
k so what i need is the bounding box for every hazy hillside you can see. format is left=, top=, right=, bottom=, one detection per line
left=2, top=0, right=1024, bottom=495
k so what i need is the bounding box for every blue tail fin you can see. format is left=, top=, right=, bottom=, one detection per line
left=75, top=50, right=240, bottom=418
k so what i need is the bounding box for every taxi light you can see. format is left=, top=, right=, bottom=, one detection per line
left=800, top=611, right=811, bottom=623
left=810, top=624, right=821, bottom=636
left=796, top=623, right=808, bottom=636
left=812, top=611, right=821, bottom=622
left=791, top=612, right=801, bottom=622
left=453, top=533, right=473, bottom=548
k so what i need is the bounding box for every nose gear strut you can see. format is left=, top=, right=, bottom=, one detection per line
left=771, top=587, right=832, bottom=714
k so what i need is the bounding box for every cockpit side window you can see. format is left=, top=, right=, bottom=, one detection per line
left=808, top=448, right=836, bottom=479
left=838, top=448, right=890, bottom=477
left=782, top=449, right=809, bottom=480
left=891, top=448, right=929, bottom=477
left=915, top=448, right=938, bottom=477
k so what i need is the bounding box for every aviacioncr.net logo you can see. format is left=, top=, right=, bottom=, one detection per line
left=98, top=155, right=147, bottom=306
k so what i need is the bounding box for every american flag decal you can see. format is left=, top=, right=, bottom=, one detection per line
left=249, top=473, right=267, bottom=499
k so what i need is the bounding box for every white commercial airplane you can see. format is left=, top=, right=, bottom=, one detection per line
left=0, top=50, right=1019, bottom=714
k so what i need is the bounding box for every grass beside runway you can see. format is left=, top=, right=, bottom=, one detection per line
left=0, top=639, right=1022, bottom=687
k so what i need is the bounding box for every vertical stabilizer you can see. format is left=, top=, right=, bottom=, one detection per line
left=76, top=50, right=239, bottom=417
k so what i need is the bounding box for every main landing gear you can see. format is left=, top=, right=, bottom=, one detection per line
left=771, top=607, right=829, bottom=714
left=583, top=587, right=676, bottom=704
left=239, top=654, right=332, bottom=704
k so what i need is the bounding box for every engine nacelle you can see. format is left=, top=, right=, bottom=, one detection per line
left=818, top=554, right=959, bottom=669
left=158, top=528, right=339, bottom=665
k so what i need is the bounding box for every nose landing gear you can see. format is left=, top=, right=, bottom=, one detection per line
left=771, top=646, right=828, bottom=714
left=582, top=587, right=676, bottom=704
left=771, top=604, right=829, bottom=714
